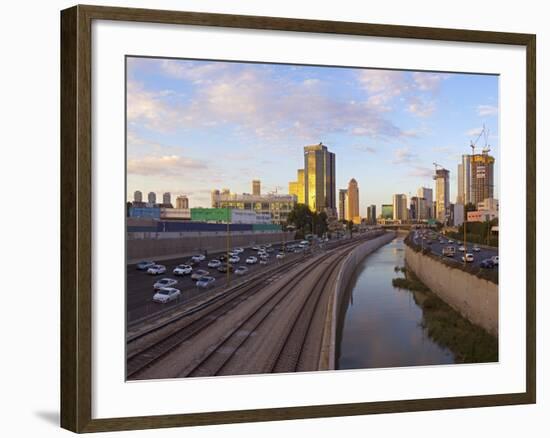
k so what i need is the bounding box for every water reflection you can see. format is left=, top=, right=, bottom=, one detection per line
left=337, top=237, right=455, bottom=370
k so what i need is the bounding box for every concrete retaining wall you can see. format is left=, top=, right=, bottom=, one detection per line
left=127, top=231, right=295, bottom=262
left=404, top=245, right=498, bottom=337
left=319, top=232, right=396, bottom=370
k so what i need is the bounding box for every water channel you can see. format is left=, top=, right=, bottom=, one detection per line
left=337, top=236, right=456, bottom=370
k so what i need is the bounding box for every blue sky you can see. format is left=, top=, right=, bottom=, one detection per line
left=126, top=56, right=499, bottom=214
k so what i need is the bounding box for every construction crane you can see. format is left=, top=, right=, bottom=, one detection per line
left=470, top=124, right=491, bottom=155
left=433, top=161, right=444, bottom=170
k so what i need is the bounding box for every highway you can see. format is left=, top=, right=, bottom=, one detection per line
left=411, top=229, right=498, bottom=270
left=127, top=240, right=307, bottom=323
left=126, top=233, right=383, bottom=379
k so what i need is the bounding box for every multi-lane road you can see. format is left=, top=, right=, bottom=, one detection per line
left=411, top=230, right=498, bottom=270
left=127, top=239, right=326, bottom=323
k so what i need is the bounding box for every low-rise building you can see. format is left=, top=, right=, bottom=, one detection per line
left=467, top=210, right=498, bottom=223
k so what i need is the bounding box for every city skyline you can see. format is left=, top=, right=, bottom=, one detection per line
left=126, top=56, right=499, bottom=214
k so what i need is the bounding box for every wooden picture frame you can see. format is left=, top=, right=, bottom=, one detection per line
left=60, top=4, right=536, bottom=433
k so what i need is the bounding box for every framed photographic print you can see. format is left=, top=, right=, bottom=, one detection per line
left=60, top=4, right=536, bottom=433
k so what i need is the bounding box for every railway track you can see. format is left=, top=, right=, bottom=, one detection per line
left=127, top=233, right=382, bottom=380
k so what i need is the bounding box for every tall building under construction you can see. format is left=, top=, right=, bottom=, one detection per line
left=470, top=151, right=495, bottom=206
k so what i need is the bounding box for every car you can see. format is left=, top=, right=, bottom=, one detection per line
left=246, top=256, right=258, bottom=264
left=265, top=243, right=272, bottom=248
left=173, top=264, right=192, bottom=276
left=462, top=253, right=474, bottom=263
left=218, top=254, right=228, bottom=262
left=191, top=269, right=210, bottom=280
left=266, top=247, right=274, bottom=253
left=442, top=246, right=456, bottom=257
left=480, top=258, right=496, bottom=269
left=228, top=251, right=239, bottom=257
left=234, top=266, right=249, bottom=276
left=186, top=258, right=200, bottom=267
left=251, top=245, right=260, bottom=251
left=147, top=264, right=166, bottom=275
left=196, top=276, right=216, bottom=288
left=458, top=246, right=466, bottom=252
left=228, top=256, right=240, bottom=264
left=439, top=239, right=446, bottom=244
left=217, top=263, right=234, bottom=273
left=259, top=259, right=268, bottom=265
left=448, top=239, right=454, bottom=244
left=233, top=247, right=244, bottom=253
left=136, top=260, right=155, bottom=270
left=191, top=254, right=206, bottom=262
left=491, top=255, right=499, bottom=265
left=300, top=240, right=309, bottom=246
left=276, top=252, right=285, bottom=259
left=259, top=254, right=269, bottom=260
left=208, top=259, right=222, bottom=268
left=153, top=277, right=178, bottom=290
left=153, top=287, right=181, bottom=303
left=473, top=246, right=481, bottom=252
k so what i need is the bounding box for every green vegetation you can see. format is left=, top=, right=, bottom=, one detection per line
left=287, top=203, right=328, bottom=237
left=445, top=218, right=498, bottom=247
left=393, top=269, right=498, bottom=364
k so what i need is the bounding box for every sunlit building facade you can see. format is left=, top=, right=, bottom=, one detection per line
left=304, top=143, right=336, bottom=216
left=346, top=178, right=360, bottom=224
left=288, top=169, right=305, bottom=204
left=393, top=194, right=408, bottom=221
left=470, top=152, right=495, bottom=206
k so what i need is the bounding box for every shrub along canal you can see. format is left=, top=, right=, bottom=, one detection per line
left=336, top=236, right=498, bottom=370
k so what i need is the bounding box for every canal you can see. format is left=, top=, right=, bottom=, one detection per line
left=337, top=236, right=456, bottom=370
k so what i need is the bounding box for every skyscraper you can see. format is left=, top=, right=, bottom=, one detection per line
left=381, top=204, right=393, bottom=219
left=288, top=169, right=305, bottom=204
left=457, top=154, right=471, bottom=205
left=147, top=191, right=156, bottom=205
left=252, top=179, right=261, bottom=196
left=176, top=195, right=189, bottom=209
left=346, top=178, right=360, bottom=224
left=417, top=187, right=433, bottom=219
left=470, top=151, right=495, bottom=206
left=133, top=190, right=142, bottom=203
left=434, top=168, right=450, bottom=222
left=393, top=194, right=408, bottom=221
left=367, top=205, right=376, bottom=225
left=163, top=192, right=171, bottom=206
left=338, top=189, right=347, bottom=221
left=304, top=143, right=336, bottom=215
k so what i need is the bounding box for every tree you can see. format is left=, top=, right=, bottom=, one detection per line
left=287, top=203, right=313, bottom=234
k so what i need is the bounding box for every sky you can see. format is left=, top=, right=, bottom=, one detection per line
left=126, top=56, right=499, bottom=215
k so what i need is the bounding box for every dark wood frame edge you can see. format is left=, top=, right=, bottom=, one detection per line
left=60, top=4, right=536, bottom=433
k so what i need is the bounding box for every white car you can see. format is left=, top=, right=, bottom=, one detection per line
left=259, top=254, right=269, bottom=260
left=233, top=247, right=244, bottom=254
left=473, top=246, right=481, bottom=252
left=462, top=253, right=474, bottom=263
left=173, top=264, right=192, bottom=276
left=259, top=259, right=268, bottom=265
left=191, top=254, right=206, bottom=262
left=153, top=278, right=178, bottom=290
left=191, top=269, right=210, bottom=280
left=276, top=252, right=285, bottom=259
left=251, top=245, right=260, bottom=251
left=208, top=259, right=222, bottom=268
left=491, top=255, right=499, bottom=265
left=234, top=266, right=249, bottom=276
left=147, top=264, right=166, bottom=275
left=448, top=239, right=454, bottom=244
left=458, top=246, right=466, bottom=252
left=153, top=287, right=181, bottom=303
left=196, top=276, right=216, bottom=288
left=136, top=260, right=155, bottom=270
left=246, top=256, right=258, bottom=264
left=228, top=256, right=240, bottom=264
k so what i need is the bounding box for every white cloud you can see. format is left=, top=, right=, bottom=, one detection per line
left=127, top=155, right=208, bottom=176
left=392, top=147, right=417, bottom=164
left=407, top=97, right=436, bottom=117
left=412, top=72, right=449, bottom=91
left=477, top=104, right=498, bottom=116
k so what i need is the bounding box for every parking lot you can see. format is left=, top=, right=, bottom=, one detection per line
left=412, top=230, right=498, bottom=270
left=127, top=240, right=311, bottom=323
